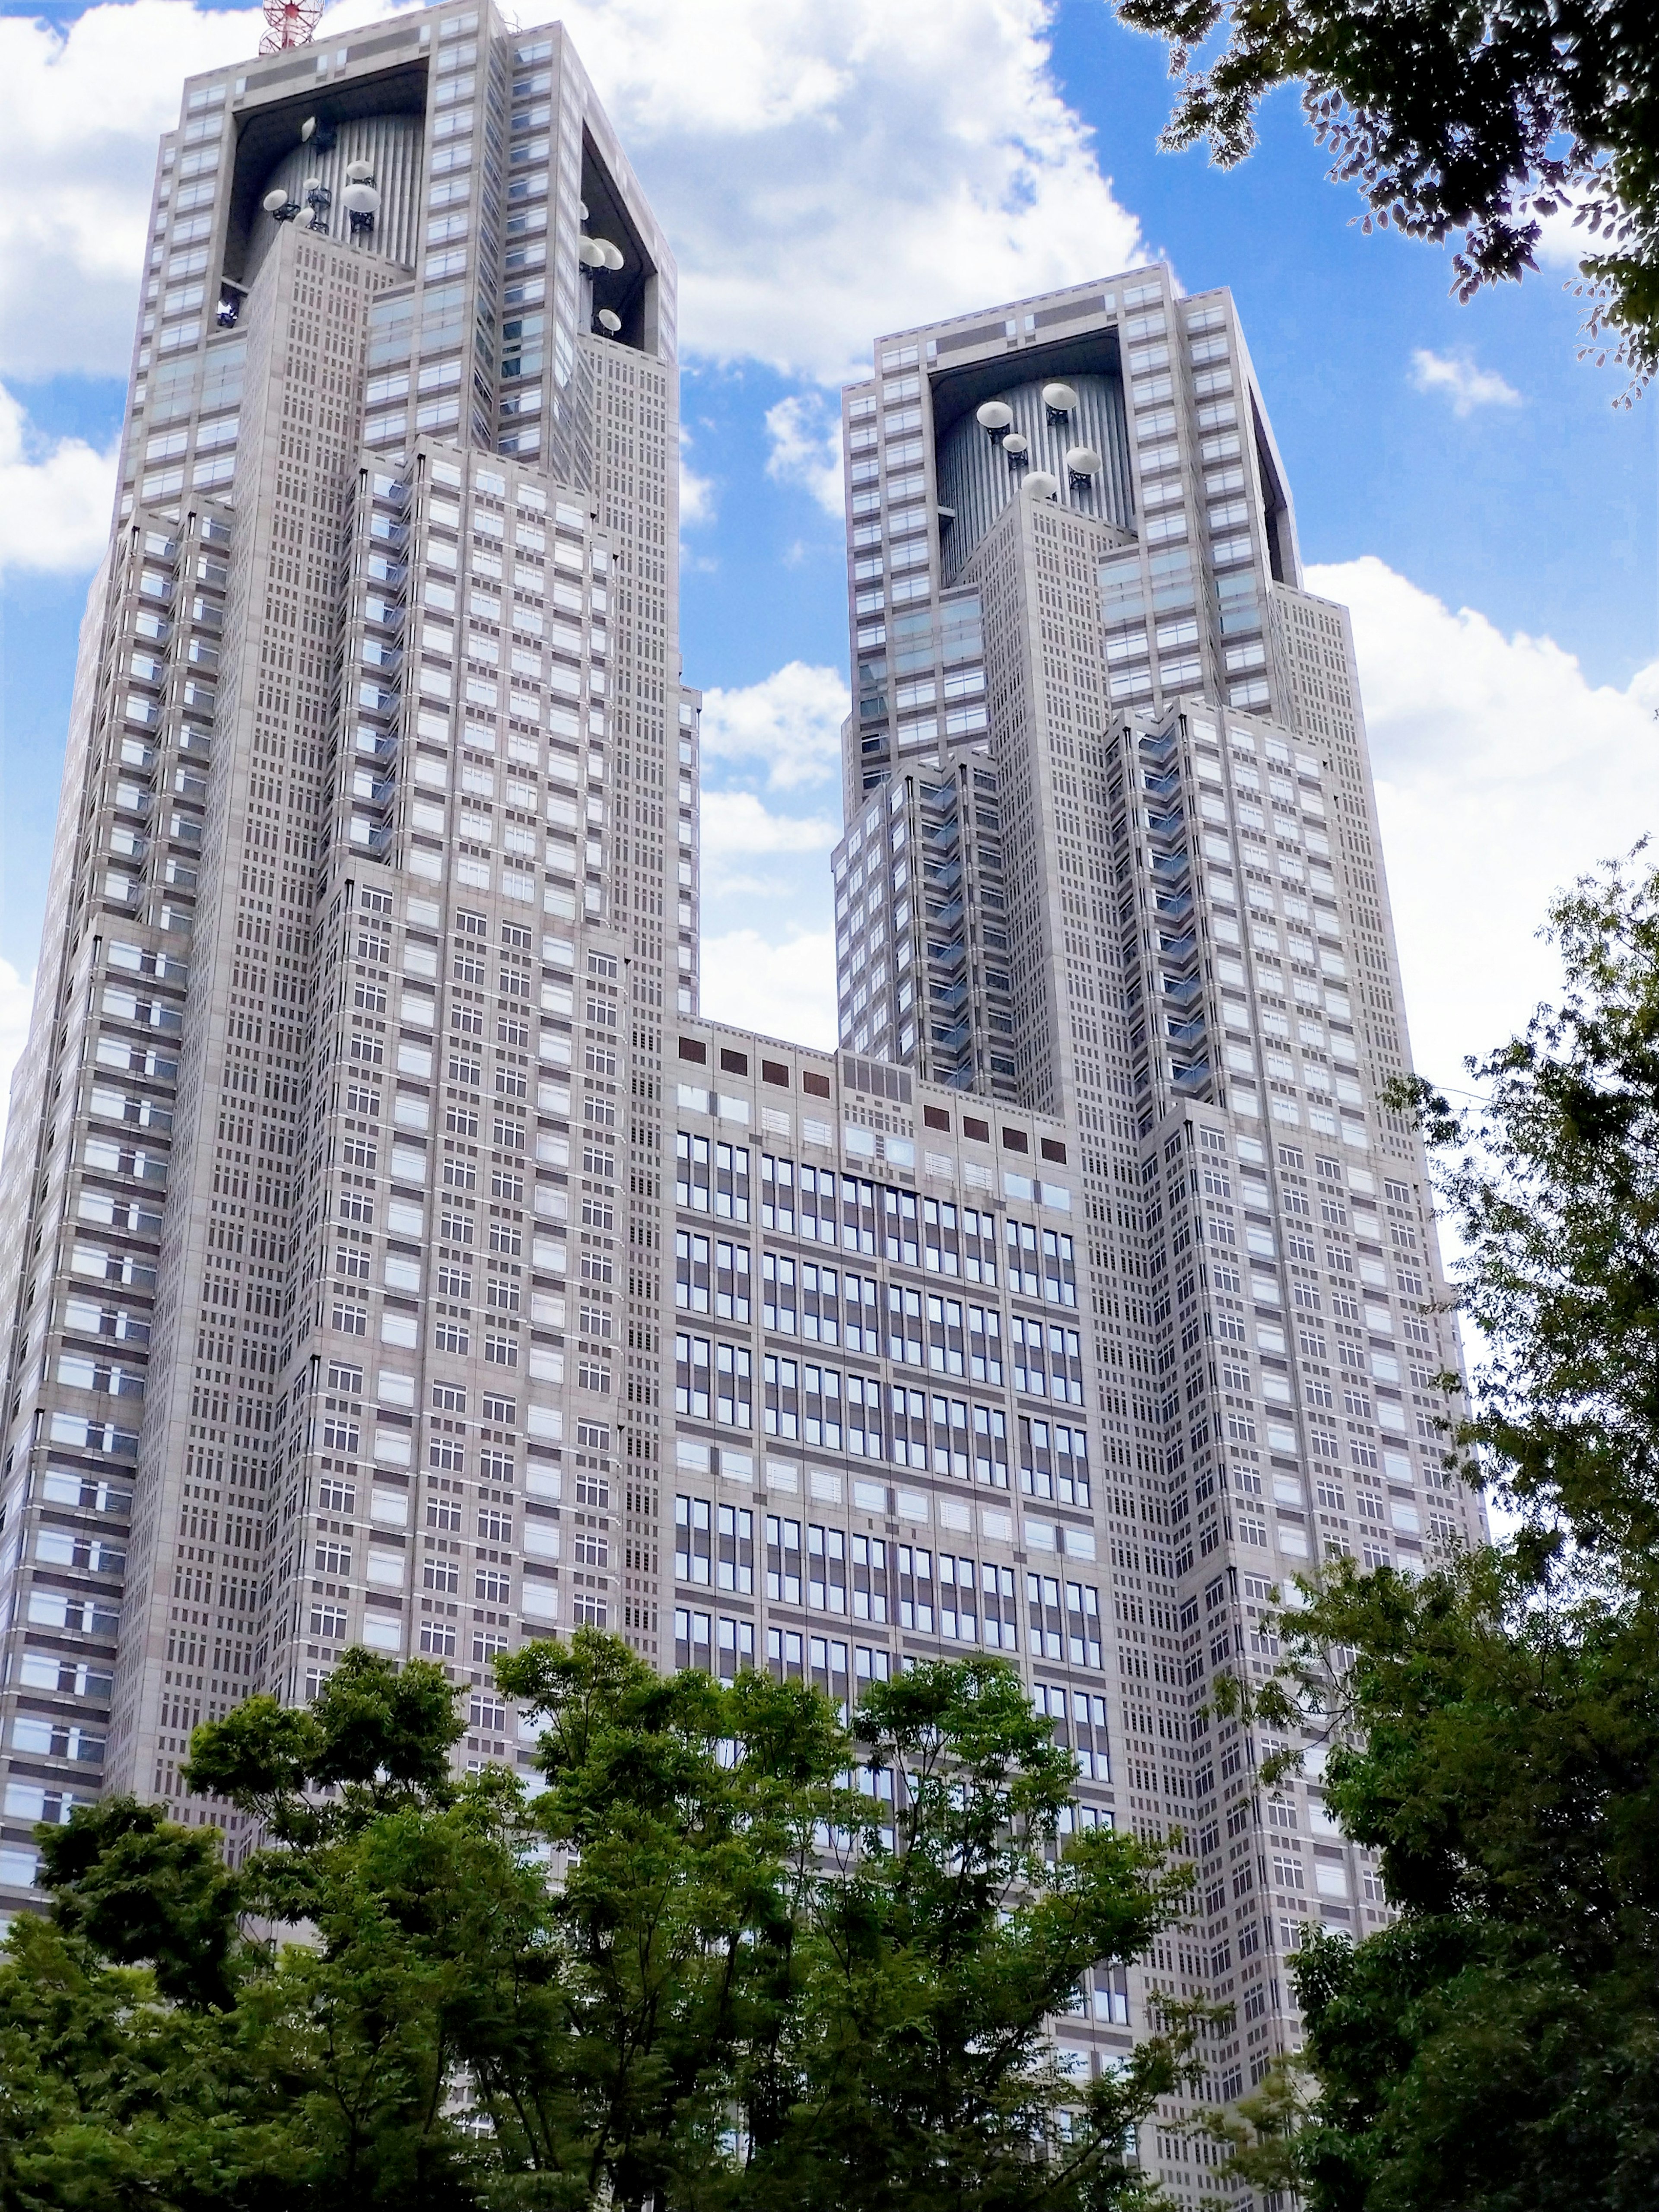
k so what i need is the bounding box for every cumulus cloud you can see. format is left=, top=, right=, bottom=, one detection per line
left=699, top=928, right=838, bottom=1049
left=556, top=0, right=1143, bottom=382
left=4, top=0, right=1143, bottom=387
left=700, top=790, right=839, bottom=897
left=0, top=961, right=36, bottom=1159
left=679, top=427, right=717, bottom=528
left=699, top=661, right=849, bottom=791
left=1309, top=556, right=1659, bottom=1088
left=0, top=3, right=256, bottom=379
left=1408, top=349, right=1522, bottom=416
left=680, top=467, right=716, bottom=527
left=702, top=790, right=838, bottom=858
left=0, top=384, right=119, bottom=573
left=766, top=394, right=844, bottom=518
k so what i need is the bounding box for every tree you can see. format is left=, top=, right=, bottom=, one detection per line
left=1261, top=1549, right=1659, bottom=2211
left=496, top=1635, right=1197, bottom=2212
left=33, top=1796, right=241, bottom=2010
left=489, top=1629, right=855, bottom=2210
left=1, top=1634, right=1195, bottom=2212
left=1112, top=0, right=1659, bottom=391
left=2, top=1649, right=515, bottom=2210
left=1216, top=854, right=1659, bottom=2209
left=741, top=1655, right=1195, bottom=2212
left=1394, top=853, right=1659, bottom=1568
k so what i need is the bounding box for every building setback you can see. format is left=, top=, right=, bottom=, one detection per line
left=0, top=6, right=1479, bottom=2202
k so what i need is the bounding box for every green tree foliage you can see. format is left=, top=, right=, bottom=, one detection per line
left=33, top=1798, right=241, bottom=2010
left=0, top=1632, right=1193, bottom=2211
left=182, top=1644, right=466, bottom=1843
left=1214, top=856, right=1659, bottom=2209
left=737, top=1654, right=1194, bottom=2212
left=1112, top=0, right=1659, bottom=390
left=1396, top=856, right=1659, bottom=1565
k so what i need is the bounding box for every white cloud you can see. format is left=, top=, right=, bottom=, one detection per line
left=700, top=789, right=838, bottom=897
left=680, top=463, right=716, bottom=527
left=0, top=961, right=36, bottom=1160
left=555, top=0, right=1144, bottom=383
left=0, top=3, right=256, bottom=380
left=701, top=790, right=838, bottom=858
left=0, top=384, right=118, bottom=573
left=699, top=928, right=837, bottom=1049
left=1309, top=556, right=1659, bottom=1088
left=1532, top=197, right=1600, bottom=271
left=766, top=394, right=844, bottom=518
left=679, top=427, right=716, bottom=528
left=1408, top=349, right=1522, bottom=416
left=5, top=1, right=1143, bottom=388
left=699, top=662, right=849, bottom=791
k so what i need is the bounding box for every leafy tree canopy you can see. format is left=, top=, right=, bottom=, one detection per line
left=1112, top=0, right=1659, bottom=390
left=1, top=1634, right=1195, bottom=2212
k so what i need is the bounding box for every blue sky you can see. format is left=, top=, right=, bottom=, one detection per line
left=3, top=0, right=1657, bottom=1124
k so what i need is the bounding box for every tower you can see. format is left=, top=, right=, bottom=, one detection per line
left=0, top=0, right=690, bottom=1878
left=830, top=278, right=1484, bottom=2174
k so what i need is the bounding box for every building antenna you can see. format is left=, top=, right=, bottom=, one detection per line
left=261, top=0, right=322, bottom=54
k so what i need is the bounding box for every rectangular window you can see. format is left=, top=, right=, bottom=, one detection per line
left=766, top=1514, right=803, bottom=1604
left=675, top=1333, right=711, bottom=1421
left=675, top=1494, right=712, bottom=1585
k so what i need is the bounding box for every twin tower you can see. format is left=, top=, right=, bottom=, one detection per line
left=0, top=6, right=1476, bottom=2198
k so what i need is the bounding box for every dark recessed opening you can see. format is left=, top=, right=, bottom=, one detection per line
left=928, top=324, right=1124, bottom=442
left=224, top=60, right=429, bottom=288
left=580, top=133, right=653, bottom=351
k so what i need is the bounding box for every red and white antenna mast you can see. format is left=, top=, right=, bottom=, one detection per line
left=260, top=0, right=323, bottom=54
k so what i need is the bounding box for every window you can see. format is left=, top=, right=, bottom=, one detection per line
left=673, top=1496, right=714, bottom=1588
left=676, top=1333, right=711, bottom=1421
left=1093, top=1965, right=1131, bottom=2025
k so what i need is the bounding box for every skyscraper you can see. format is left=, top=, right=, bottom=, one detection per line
left=831, top=279, right=1483, bottom=2141
left=0, top=0, right=690, bottom=1862
left=0, top=10, right=1478, bottom=2200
